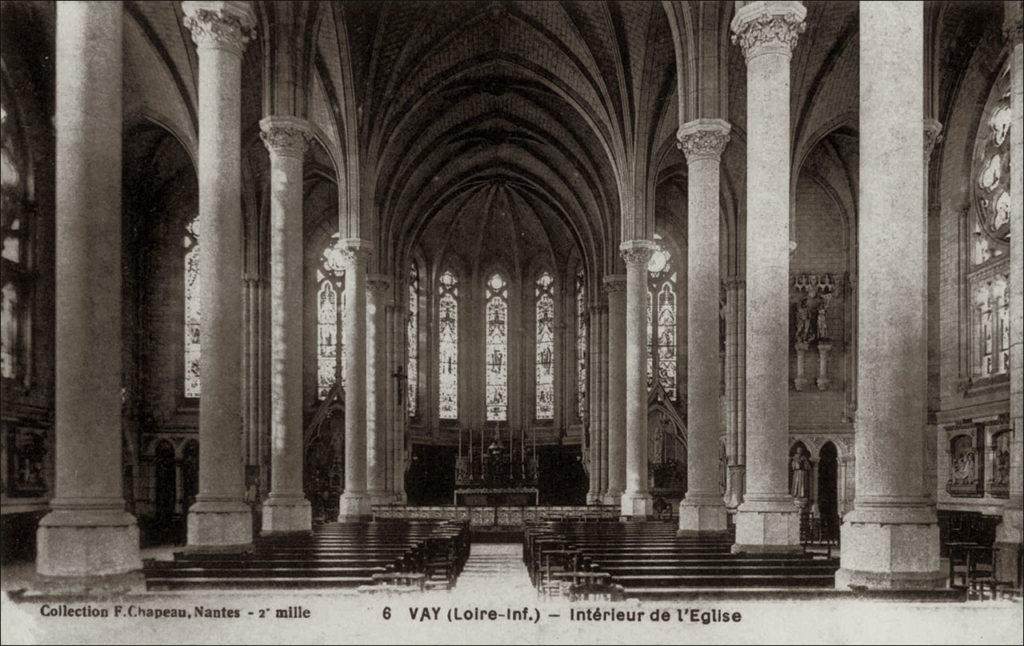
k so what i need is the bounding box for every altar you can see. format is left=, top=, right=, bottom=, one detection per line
left=454, top=427, right=539, bottom=507
left=454, top=487, right=539, bottom=507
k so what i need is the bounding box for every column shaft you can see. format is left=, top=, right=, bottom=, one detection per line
left=836, top=0, right=942, bottom=589
left=599, top=306, right=612, bottom=504
left=996, top=1, right=1023, bottom=561
left=260, top=116, right=312, bottom=533
left=731, top=1, right=805, bottom=551
left=587, top=304, right=601, bottom=503
left=37, top=0, right=142, bottom=580
left=621, top=241, right=655, bottom=518
left=183, top=0, right=255, bottom=548
left=366, top=275, right=391, bottom=504
left=605, top=277, right=627, bottom=502
left=338, top=241, right=372, bottom=519
left=677, top=119, right=731, bottom=534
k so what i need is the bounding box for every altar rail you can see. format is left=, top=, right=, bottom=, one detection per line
left=372, top=505, right=620, bottom=527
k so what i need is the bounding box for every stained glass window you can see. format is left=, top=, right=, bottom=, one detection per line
left=535, top=273, right=555, bottom=420
left=485, top=273, right=509, bottom=422
left=1, top=89, right=31, bottom=381
left=575, top=267, right=587, bottom=421
left=438, top=270, right=459, bottom=419
left=183, top=218, right=201, bottom=398
left=316, top=236, right=345, bottom=399
left=973, top=275, right=1010, bottom=378
left=407, top=261, right=419, bottom=417
left=647, top=233, right=678, bottom=399
left=972, top=60, right=1011, bottom=255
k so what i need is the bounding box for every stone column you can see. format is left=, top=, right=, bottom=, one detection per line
left=366, top=275, right=392, bottom=505
left=620, top=240, right=656, bottom=518
left=597, top=306, right=609, bottom=501
left=996, top=0, right=1023, bottom=571
left=599, top=305, right=613, bottom=505
left=259, top=116, right=312, bottom=533
left=586, top=304, right=601, bottom=504
left=605, top=276, right=627, bottom=504
left=836, top=1, right=942, bottom=589
left=921, top=119, right=942, bottom=505
left=36, top=0, right=142, bottom=581
left=182, top=0, right=256, bottom=548
left=338, top=240, right=372, bottom=520
left=724, top=278, right=746, bottom=510
left=731, top=0, right=805, bottom=552
left=677, top=119, right=731, bottom=534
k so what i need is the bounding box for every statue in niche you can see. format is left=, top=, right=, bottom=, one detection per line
left=950, top=436, right=977, bottom=485
left=795, top=297, right=813, bottom=344
left=995, top=448, right=1010, bottom=486
left=789, top=448, right=811, bottom=499
left=816, top=298, right=831, bottom=342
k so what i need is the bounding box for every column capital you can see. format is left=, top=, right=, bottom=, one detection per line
left=677, top=118, right=732, bottom=162
left=923, top=118, right=944, bottom=158
left=338, top=238, right=373, bottom=269
left=367, top=274, right=392, bottom=292
left=259, top=116, right=313, bottom=159
left=603, top=274, right=627, bottom=293
left=182, top=1, right=256, bottom=56
left=731, top=1, right=807, bottom=61
left=619, top=240, right=656, bottom=268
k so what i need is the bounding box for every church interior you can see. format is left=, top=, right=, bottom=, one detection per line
left=0, top=0, right=1022, bottom=603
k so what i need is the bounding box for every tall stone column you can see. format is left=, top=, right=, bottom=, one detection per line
left=836, top=1, right=942, bottom=589
left=338, top=240, right=372, bottom=520
left=36, top=1, right=142, bottom=581
left=599, top=305, right=613, bottom=504
left=182, top=0, right=256, bottom=548
left=366, top=275, right=392, bottom=505
left=731, top=0, right=805, bottom=552
left=587, top=304, right=601, bottom=504
left=596, top=306, right=609, bottom=501
left=260, top=116, right=312, bottom=533
left=620, top=240, right=656, bottom=518
left=922, top=118, right=942, bottom=506
left=996, top=0, right=1023, bottom=572
left=677, top=118, right=731, bottom=534
left=605, top=276, right=627, bottom=504
left=724, top=278, right=746, bottom=509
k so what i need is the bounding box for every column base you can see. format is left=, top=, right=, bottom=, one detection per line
left=187, top=497, right=253, bottom=549
left=391, top=492, right=408, bottom=505
left=366, top=490, right=394, bottom=508
left=836, top=504, right=942, bottom=590
left=620, top=491, right=653, bottom=519
left=261, top=494, right=312, bottom=533
left=338, top=491, right=371, bottom=521
left=36, top=503, right=142, bottom=578
left=586, top=492, right=602, bottom=505
left=725, top=466, right=745, bottom=510
left=732, top=495, right=801, bottom=553
left=677, top=494, right=729, bottom=534
left=603, top=490, right=624, bottom=506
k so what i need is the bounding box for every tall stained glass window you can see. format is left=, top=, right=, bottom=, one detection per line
left=438, top=270, right=459, bottom=419
left=183, top=217, right=201, bottom=398
left=485, top=273, right=509, bottom=421
left=1, top=91, right=31, bottom=382
left=966, top=60, right=1011, bottom=381
left=575, top=267, right=587, bottom=421
left=647, top=233, right=678, bottom=399
left=535, top=273, right=555, bottom=420
left=407, top=261, right=419, bottom=416
left=317, top=237, right=345, bottom=399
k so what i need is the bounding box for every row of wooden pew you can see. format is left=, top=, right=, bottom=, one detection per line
left=143, top=520, right=470, bottom=591
left=524, top=520, right=840, bottom=599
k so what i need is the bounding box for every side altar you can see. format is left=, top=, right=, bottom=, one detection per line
left=453, top=427, right=539, bottom=506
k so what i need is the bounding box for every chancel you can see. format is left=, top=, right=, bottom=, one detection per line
left=0, top=0, right=1021, bottom=604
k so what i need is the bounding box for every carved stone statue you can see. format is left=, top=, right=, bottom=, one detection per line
left=789, top=449, right=811, bottom=499
left=816, top=303, right=829, bottom=341
left=795, top=297, right=813, bottom=343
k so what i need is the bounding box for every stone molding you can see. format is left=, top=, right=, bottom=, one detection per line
left=619, top=240, right=656, bottom=268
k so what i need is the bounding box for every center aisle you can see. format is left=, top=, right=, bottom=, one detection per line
left=455, top=543, right=533, bottom=597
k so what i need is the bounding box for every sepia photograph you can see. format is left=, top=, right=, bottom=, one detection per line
left=0, top=0, right=1022, bottom=643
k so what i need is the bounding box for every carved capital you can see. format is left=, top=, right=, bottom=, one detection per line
left=259, top=116, right=312, bottom=159
left=338, top=238, right=373, bottom=270
left=367, top=274, right=392, bottom=292
left=619, top=240, right=655, bottom=268
left=602, top=274, right=627, bottom=294
left=731, top=1, right=807, bottom=61
left=923, top=118, right=943, bottom=159
left=182, top=2, right=257, bottom=56
left=677, top=119, right=731, bottom=162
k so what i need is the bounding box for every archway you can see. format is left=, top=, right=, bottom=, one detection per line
left=153, top=440, right=176, bottom=521
left=818, top=441, right=840, bottom=538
